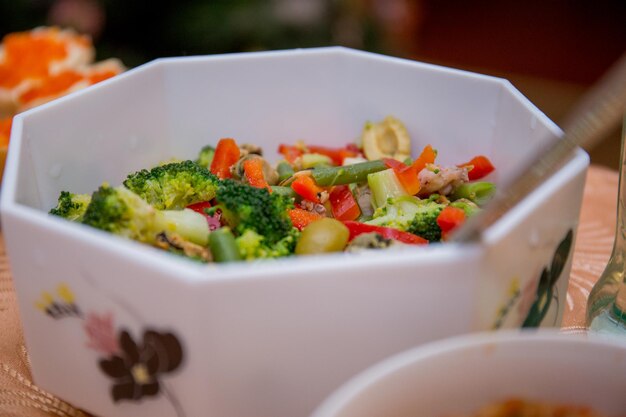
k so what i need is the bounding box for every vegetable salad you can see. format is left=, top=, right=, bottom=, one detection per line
left=50, top=116, right=495, bottom=263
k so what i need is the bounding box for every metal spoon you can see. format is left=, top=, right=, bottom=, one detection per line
left=451, top=53, right=626, bottom=243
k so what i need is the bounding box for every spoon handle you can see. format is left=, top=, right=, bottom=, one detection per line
left=452, top=53, right=626, bottom=243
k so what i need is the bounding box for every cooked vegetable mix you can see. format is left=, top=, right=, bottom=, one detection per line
left=50, top=117, right=496, bottom=263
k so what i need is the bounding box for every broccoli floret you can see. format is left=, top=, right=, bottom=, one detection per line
left=82, top=184, right=159, bottom=243
left=366, top=195, right=445, bottom=242
left=196, top=145, right=215, bottom=169
left=406, top=203, right=445, bottom=242
left=235, top=228, right=299, bottom=260
left=123, top=160, right=219, bottom=210
left=215, top=179, right=294, bottom=246
left=49, top=191, right=91, bottom=221
left=82, top=184, right=210, bottom=246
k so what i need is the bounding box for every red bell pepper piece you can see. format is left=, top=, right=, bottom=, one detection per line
left=458, top=155, right=495, bottom=180
left=306, top=145, right=359, bottom=166
left=383, top=158, right=421, bottom=196
left=291, top=174, right=325, bottom=203
left=243, top=158, right=270, bottom=191
left=329, top=185, right=361, bottom=221
left=342, top=221, right=428, bottom=245
left=345, top=143, right=361, bottom=155
left=278, top=144, right=304, bottom=164
left=289, top=208, right=323, bottom=231
left=210, top=138, right=240, bottom=179
left=436, top=206, right=466, bottom=237
left=382, top=144, right=436, bottom=195
left=186, top=201, right=222, bottom=231
left=186, top=201, right=212, bottom=215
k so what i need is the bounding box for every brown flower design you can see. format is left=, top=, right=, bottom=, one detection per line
left=522, top=229, right=574, bottom=327
left=98, top=329, right=183, bottom=402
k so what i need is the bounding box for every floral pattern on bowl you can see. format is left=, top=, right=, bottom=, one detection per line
left=492, top=229, right=574, bottom=329
left=36, top=283, right=186, bottom=415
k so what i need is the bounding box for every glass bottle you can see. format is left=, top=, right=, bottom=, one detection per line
left=587, top=115, right=626, bottom=334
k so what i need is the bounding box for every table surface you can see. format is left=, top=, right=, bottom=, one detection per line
left=0, top=165, right=619, bottom=417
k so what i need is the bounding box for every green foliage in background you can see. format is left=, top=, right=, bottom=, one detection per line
left=0, top=0, right=382, bottom=68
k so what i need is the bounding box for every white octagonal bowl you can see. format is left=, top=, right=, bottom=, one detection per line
left=0, top=47, right=588, bottom=417
left=311, top=331, right=626, bottom=417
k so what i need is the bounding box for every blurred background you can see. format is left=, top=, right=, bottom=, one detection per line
left=1, top=0, right=625, bottom=167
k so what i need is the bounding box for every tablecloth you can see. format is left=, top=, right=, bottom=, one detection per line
left=0, top=165, right=619, bottom=416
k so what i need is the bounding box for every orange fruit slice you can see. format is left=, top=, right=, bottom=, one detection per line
left=17, top=58, right=124, bottom=111
left=0, top=117, right=12, bottom=182
left=0, top=27, right=94, bottom=117
left=0, top=26, right=125, bottom=181
left=0, top=117, right=11, bottom=147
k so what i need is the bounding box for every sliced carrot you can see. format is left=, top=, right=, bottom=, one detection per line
left=210, top=138, right=240, bottom=179
left=383, top=158, right=421, bottom=195
left=243, top=158, right=270, bottom=191
left=289, top=208, right=323, bottom=231
left=291, top=174, right=325, bottom=203
left=411, top=144, right=437, bottom=173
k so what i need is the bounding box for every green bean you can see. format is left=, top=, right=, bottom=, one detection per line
left=311, top=160, right=387, bottom=186
left=277, top=162, right=295, bottom=183
left=270, top=186, right=298, bottom=200
left=295, top=218, right=349, bottom=255
left=209, top=228, right=242, bottom=263
left=450, top=182, right=496, bottom=206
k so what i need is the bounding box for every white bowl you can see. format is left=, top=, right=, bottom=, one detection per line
left=0, top=48, right=588, bottom=417
left=312, top=331, right=626, bottom=417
